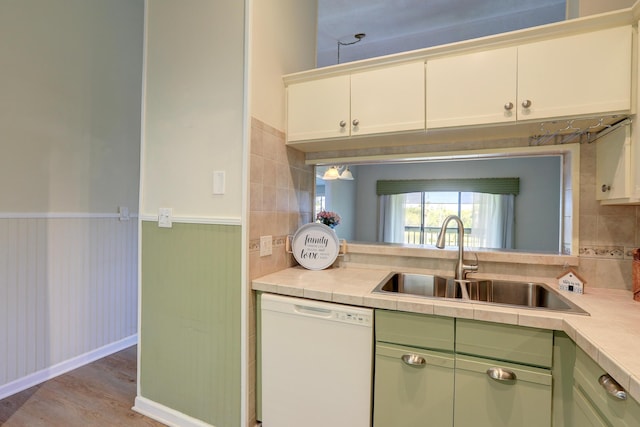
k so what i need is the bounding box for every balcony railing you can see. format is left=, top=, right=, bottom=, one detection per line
left=404, top=226, right=478, bottom=247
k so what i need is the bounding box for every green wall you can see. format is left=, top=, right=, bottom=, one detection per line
left=140, top=221, right=241, bottom=426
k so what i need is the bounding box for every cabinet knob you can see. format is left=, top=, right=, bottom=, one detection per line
left=601, top=184, right=611, bottom=193
left=599, top=374, right=627, bottom=400
left=401, top=354, right=426, bottom=367
left=486, top=367, right=517, bottom=382
left=339, top=120, right=346, bottom=128
left=521, top=99, right=532, bottom=109
left=352, top=119, right=359, bottom=127
left=504, top=102, right=514, bottom=111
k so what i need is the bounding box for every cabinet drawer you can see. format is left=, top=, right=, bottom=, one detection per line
left=375, top=310, right=454, bottom=351
left=454, top=354, right=552, bottom=427
left=374, top=343, right=454, bottom=427
left=574, top=347, right=640, bottom=426
left=456, top=319, right=553, bottom=367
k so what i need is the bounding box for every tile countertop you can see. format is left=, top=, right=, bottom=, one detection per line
left=252, top=265, right=640, bottom=402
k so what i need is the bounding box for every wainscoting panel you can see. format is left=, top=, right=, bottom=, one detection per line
left=139, top=221, right=241, bottom=427
left=0, top=216, right=138, bottom=395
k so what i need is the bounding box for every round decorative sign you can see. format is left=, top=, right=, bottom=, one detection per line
left=291, top=223, right=340, bottom=270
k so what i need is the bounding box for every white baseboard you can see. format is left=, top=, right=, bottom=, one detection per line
left=0, top=334, right=138, bottom=401
left=133, top=396, right=214, bottom=427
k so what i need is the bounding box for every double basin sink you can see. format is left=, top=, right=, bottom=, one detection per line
left=373, top=272, right=588, bottom=315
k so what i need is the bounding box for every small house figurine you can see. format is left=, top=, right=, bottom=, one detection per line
left=557, top=268, right=586, bottom=294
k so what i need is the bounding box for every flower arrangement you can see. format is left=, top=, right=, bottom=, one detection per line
left=316, top=210, right=341, bottom=228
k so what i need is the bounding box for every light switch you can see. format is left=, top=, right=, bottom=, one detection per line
left=158, top=207, right=172, bottom=228
left=213, top=171, right=225, bottom=195
left=260, top=235, right=272, bottom=257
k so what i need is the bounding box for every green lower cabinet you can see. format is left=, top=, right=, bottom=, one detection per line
left=573, top=347, right=640, bottom=426
left=573, top=386, right=608, bottom=427
left=373, top=343, right=455, bottom=427
left=453, top=355, right=552, bottom=427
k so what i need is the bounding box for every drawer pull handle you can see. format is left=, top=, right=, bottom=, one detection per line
left=486, top=367, right=517, bottom=382
left=401, top=354, right=426, bottom=367
left=598, top=374, right=627, bottom=400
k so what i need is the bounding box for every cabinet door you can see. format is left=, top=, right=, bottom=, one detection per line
left=573, top=387, right=608, bottom=427
left=596, top=125, right=630, bottom=201
left=373, top=343, right=454, bottom=427
left=351, top=61, right=425, bottom=136
left=426, top=47, right=517, bottom=128
left=517, top=26, right=632, bottom=121
left=574, top=347, right=640, bottom=426
left=287, top=74, right=350, bottom=142
left=454, top=355, right=552, bottom=427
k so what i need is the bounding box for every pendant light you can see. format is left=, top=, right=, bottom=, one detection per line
left=339, top=166, right=354, bottom=180
left=322, top=166, right=341, bottom=180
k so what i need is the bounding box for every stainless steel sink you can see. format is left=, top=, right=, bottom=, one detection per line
left=373, top=272, right=588, bottom=315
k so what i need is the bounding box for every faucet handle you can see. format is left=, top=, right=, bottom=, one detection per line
left=463, top=252, right=479, bottom=276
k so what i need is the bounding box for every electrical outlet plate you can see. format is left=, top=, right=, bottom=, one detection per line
left=118, top=206, right=130, bottom=221
left=158, top=207, right=172, bottom=228
left=260, top=235, right=272, bottom=257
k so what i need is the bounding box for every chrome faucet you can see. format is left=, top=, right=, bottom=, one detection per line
left=435, top=215, right=478, bottom=281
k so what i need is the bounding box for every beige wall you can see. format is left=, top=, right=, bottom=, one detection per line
left=142, top=0, right=245, bottom=219
left=0, top=0, right=143, bottom=213
left=574, top=0, right=635, bottom=17
left=250, top=0, right=318, bottom=131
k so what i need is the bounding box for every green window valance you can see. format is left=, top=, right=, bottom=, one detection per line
left=376, top=177, right=520, bottom=196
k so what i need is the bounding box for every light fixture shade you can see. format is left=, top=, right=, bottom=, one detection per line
left=339, top=167, right=354, bottom=180
left=323, top=166, right=340, bottom=180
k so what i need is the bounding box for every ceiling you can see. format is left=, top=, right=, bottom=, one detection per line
left=316, top=0, right=567, bottom=67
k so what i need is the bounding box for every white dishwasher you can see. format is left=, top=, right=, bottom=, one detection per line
left=260, top=293, right=373, bottom=427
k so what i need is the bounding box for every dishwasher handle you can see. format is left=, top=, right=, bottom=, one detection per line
left=294, top=304, right=333, bottom=318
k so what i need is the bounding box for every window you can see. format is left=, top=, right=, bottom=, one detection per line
left=404, top=191, right=471, bottom=245
left=315, top=185, right=326, bottom=212
left=377, top=178, right=518, bottom=249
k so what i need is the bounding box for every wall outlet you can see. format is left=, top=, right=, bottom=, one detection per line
left=118, top=206, right=130, bottom=221
left=260, top=235, right=272, bottom=257
left=158, top=208, right=172, bottom=228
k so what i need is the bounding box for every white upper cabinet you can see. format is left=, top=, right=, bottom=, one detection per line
left=426, top=47, right=518, bottom=128
left=286, top=61, right=425, bottom=143
left=350, top=61, right=425, bottom=137
left=594, top=118, right=640, bottom=206
left=596, top=124, right=635, bottom=203
left=518, top=26, right=632, bottom=121
left=286, top=74, right=350, bottom=142
left=427, top=25, right=632, bottom=129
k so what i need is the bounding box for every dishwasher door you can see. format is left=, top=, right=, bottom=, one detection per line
left=260, top=293, right=373, bottom=427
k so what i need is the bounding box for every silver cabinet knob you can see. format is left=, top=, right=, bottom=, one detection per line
left=521, top=99, right=532, bottom=108
left=601, top=184, right=611, bottom=193
left=504, top=102, right=514, bottom=111
left=352, top=119, right=359, bottom=127
left=339, top=120, right=346, bottom=128
left=486, top=367, right=517, bottom=382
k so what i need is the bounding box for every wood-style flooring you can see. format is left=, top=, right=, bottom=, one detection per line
left=0, top=346, right=165, bottom=426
